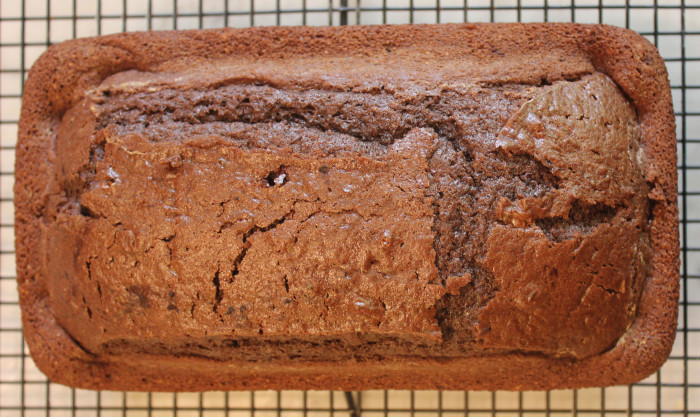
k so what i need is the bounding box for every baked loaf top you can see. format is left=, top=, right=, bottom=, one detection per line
left=16, top=23, right=678, bottom=391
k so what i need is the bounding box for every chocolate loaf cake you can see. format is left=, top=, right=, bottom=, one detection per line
left=16, top=23, right=678, bottom=391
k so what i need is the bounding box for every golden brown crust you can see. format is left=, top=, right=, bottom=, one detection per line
left=16, top=23, right=678, bottom=391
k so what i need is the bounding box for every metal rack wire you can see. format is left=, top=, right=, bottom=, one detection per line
left=0, top=1, right=698, bottom=415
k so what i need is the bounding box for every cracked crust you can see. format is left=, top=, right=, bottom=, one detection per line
left=16, top=23, right=678, bottom=391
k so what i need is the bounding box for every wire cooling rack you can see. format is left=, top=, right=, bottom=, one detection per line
left=0, top=0, right=698, bottom=415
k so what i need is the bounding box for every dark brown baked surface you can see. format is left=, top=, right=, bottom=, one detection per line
left=16, top=23, right=678, bottom=391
